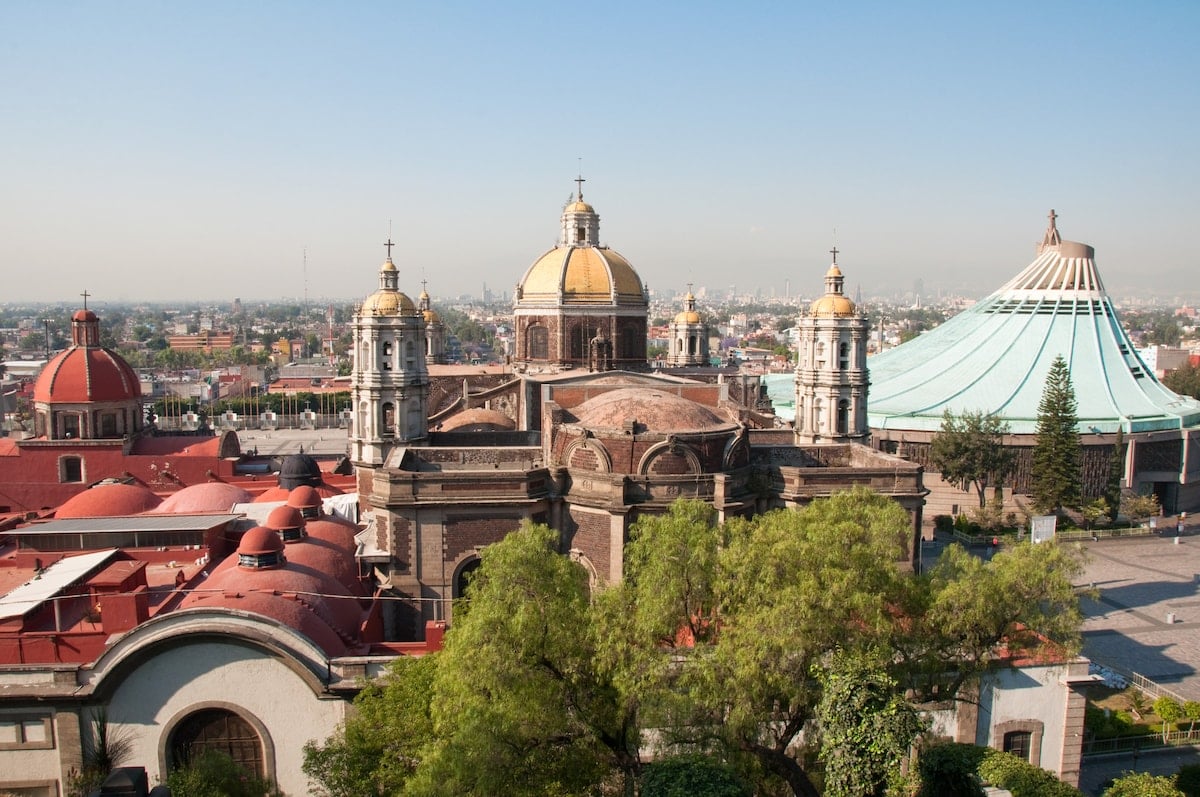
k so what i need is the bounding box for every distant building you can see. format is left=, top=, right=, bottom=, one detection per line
left=868, top=211, right=1200, bottom=513
left=666, top=290, right=709, bottom=367
left=793, top=249, right=870, bottom=444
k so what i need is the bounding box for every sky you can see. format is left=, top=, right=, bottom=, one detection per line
left=2, top=1, right=1198, bottom=305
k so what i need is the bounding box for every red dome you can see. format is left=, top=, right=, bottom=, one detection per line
left=237, top=525, right=285, bottom=557
left=179, top=592, right=349, bottom=657
left=33, top=347, right=141, bottom=404
left=286, top=485, right=323, bottom=510
left=283, top=538, right=365, bottom=596
left=56, top=482, right=163, bottom=518
left=303, top=517, right=359, bottom=550
left=264, top=505, right=305, bottom=534
left=254, top=481, right=343, bottom=504
left=152, top=483, right=253, bottom=514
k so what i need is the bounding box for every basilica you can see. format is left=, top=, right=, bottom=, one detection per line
left=348, top=182, right=923, bottom=639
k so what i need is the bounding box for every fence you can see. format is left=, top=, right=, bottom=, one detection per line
left=1083, top=661, right=1196, bottom=757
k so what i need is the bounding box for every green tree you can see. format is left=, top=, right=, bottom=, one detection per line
left=814, top=649, right=925, bottom=797
left=1155, top=696, right=1183, bottom=742
left=1106, top=426, right=1127, bottom=521
left=1163, top=362, right=1200, bottom=400
left=408, top=522, right=637, bottom=796
left=1183, top=700, right=1200, bottom=735
left=1103, top=771, right=1186, bottom=797
left=302, top=654, right=437, bottom=797
left=1032, top=355, right=1082, bottom=514
left=1124, top=492, right=1162, bottom=524
left=1083, top=498, right=1110, bottom=530
left=930, top=409, right=1015, bottom=508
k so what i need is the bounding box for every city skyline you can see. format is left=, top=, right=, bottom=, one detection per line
left=3, top=2, right=1197, bottom=303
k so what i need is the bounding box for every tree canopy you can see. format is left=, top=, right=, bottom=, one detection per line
left=930, top=409, right=1015, bottom=508
left=304, top=491, right=1085, bottom=797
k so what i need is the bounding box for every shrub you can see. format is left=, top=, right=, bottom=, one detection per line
left=934, top=514, right=954, bottom=532
left=640, top=755, right=752, bottom=797
left=977, top=749, right=1083, bottom=797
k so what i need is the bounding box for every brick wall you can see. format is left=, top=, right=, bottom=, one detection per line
left=444, top=516, right=524, bottom=562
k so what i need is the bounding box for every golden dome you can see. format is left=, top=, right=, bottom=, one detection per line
left=361, top=289, right=416, bottom=316
left=825, top=263, right=843, bottom=279
left=518, top=245, right=646, bottom=306
left=809, top=294, right=857, bottom=318
left=566, top=200, right=594, bottom=213
left=423, top=308, right=441, bottom=323
left=674, top=310, right=702, bottom=324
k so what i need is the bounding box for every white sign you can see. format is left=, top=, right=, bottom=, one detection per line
left=1031, top=515, right=1057, bottom=544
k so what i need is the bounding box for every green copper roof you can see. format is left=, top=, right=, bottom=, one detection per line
left=867, top=213, right=1200, bottom=435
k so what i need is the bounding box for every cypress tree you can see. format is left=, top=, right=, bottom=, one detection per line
left=1032, top=355, right=1082, bottom=514
left=1105, top=425, right=1126, bottom=521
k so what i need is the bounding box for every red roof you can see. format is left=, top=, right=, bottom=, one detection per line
left=33, top=347, right=141, bottom=404
left=55, top=482, right=162, bottom=518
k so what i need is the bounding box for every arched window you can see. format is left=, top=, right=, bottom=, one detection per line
left=839, top=341, right=850, bottom=370
left=382, top=402, right=395, bottom=434
left=169, top=708, right=264, bottom=776
left=837, top=399, right=850, bottom=435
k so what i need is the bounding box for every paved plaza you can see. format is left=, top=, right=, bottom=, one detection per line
left=1080, top=528, right=1200, bottom=700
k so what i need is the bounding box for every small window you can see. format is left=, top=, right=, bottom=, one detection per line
left=0, top=715, right=54, bottom=749
left=100, top=413, right=118, bottom=437
left=1003, top=730, right=1032, bottom=762
left=61, top=457, right=83, bottom=483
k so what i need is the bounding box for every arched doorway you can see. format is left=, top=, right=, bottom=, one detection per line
left=168, top=707, right=265, bottom=776
left=455, top=558, right=483, bottom=598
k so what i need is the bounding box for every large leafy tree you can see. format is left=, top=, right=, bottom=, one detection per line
left=930, top=409, right=1015, bottom=508
left=302, top=655, right=436, bottom=797
left=305, top=493, right=1084, bottom=797
left=1032, top=355, right=1082, bottom=514
left=408, top=522, right=639, bottom=797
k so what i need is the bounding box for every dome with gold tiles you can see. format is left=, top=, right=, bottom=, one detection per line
left=515, top=182, right=647, bottom=308
left=512, top=180, right=650, bottom=370
left=808, top=262, right=857, bottom=318
left=361, top=256, right=417, bottom=316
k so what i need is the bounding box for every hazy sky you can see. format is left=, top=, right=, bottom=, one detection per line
left=3, top=2, right=1197, bottom=304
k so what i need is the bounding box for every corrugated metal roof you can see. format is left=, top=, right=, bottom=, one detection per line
left=866, top=222, right=1200, bottom=435
left=15, top=514, right=240, bottom=535
left=0, top=549, right=117, bottom=621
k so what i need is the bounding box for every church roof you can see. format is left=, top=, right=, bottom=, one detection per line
left=516, top=182, right=647, bottom=308
left=33, top=307, right=140, bottom=405
left=519, top=245, right=646, bottom=305
left=570, top=387, right=736, bottom=434
left=867, top=212, right=1200, bottom=435
left=56, top=482, right=162, bottom=518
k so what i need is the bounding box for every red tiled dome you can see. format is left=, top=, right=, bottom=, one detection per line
left=152, top=483, right=253, bottom=514
left=571, top=388, right=735, bottom=434
left=283, top=537, right=365, bottom=596
left=302, top=517, right=359, bottom=552
left=34, top=347, right=141, bottom=404
left=237, top=525, right=285, bottom=557
left=440, top=408, right=517, bottom=432
left=264, top=505, right=305, bottom=535
left=179, top=592, right=349, bottom=657
left=56, top=482, right=162, bottom=518
left=286, top=485, right=322, bottom=510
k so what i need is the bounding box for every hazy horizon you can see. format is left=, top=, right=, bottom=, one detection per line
left=3, top=3, right=1197, bottom=304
